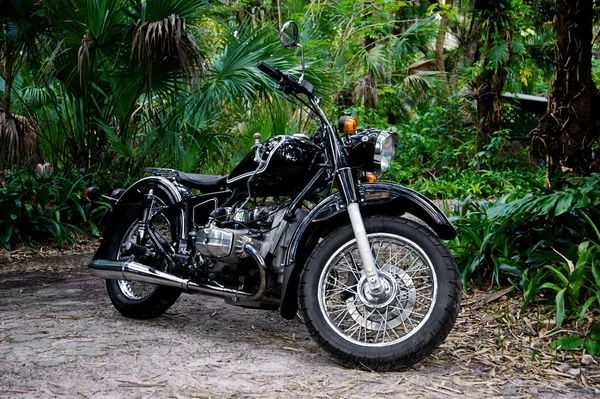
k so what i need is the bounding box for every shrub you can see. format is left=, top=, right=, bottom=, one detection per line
left=383, top=100, right=544, bottom=199
left=449, top=173, right=600, bottom=327
left=0, top=170, right=109, bottom=249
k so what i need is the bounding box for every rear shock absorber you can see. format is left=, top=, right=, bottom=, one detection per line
left=122, top=241, right=152, bottom=258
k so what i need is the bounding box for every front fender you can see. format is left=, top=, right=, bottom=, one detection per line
left=93, top=177, right=185, bottom=260
left=278, top=182, right=455, bottom=319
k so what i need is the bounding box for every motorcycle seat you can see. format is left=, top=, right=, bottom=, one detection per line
left=176, top=172, right=228, bottom=192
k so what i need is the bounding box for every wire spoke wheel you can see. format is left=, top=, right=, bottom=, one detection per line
left=300, top=216, right=460, bottom=370
left=319, top=233, right=436, bottom=346
left=115, top=199, right=172, bottom=301
left=106, top=188, right=183, bottom=320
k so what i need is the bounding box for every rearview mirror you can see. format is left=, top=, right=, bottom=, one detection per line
left=280, top=20, right=299, bottom=49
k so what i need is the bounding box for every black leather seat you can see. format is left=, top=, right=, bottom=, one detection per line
left=176, top=172, right=228, bottom=192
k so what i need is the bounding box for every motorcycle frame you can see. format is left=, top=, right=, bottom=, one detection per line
left=93, top=95, right=455, bottom=318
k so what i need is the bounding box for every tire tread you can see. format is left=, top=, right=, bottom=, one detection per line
left=298, top=216, right=461, bottom=371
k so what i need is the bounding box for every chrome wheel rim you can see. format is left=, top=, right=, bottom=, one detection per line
left=318, top=233, right=437, bottom=347
left=116, top=199, right=172, bottom=301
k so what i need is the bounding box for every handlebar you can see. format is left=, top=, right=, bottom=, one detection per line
left=257, top=61, right=285, bottom=82
left=257, top=61, right=314, bottom=100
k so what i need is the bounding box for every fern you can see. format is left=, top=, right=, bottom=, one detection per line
left=488, top=41, right=509, bottom=69
left=510, top=40, right=526, bottom=56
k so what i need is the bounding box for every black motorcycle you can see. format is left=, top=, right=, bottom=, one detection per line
left=86, top=21, right=461, bottom=371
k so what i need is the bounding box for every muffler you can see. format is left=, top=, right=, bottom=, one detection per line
left=88, top=244, right=266, bottom=302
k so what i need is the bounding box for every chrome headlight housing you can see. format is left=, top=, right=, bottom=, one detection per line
left=346, top=129, right=398, bottom=173
left=374, top=131, right=398, bottom=173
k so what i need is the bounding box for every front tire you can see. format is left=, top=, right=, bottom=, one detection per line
left=299, top=216, right=461, bottom=370
left=106, top=192, right=182, bottom=320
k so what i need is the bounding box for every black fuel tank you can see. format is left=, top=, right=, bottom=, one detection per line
left=227, top=135, right=323, bottom=196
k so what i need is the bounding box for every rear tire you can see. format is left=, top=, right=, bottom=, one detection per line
left=106, top=191, right=182, bottom=320
left=299, top=216, right=461, bottom=370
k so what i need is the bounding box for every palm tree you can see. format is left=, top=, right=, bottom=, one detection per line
left=38, top=0, right=208, bottom=176
left=0, top=0, right=47, bottom=169
left=311, top=0, right=442, bottom=124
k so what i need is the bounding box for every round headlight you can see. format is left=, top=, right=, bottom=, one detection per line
left=374, top=131, right=398, bottom=172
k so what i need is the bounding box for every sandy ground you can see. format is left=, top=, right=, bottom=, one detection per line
left=0, top=252, right=598, bottom=399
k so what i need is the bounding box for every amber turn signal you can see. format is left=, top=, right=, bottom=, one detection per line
left=338, top=115, right=358, bottom=135
left=84, top=186, right=102, bottom=201
left=365, top=172, right=378, bottom=183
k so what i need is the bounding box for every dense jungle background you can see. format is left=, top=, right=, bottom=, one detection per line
left=1, top=0, right=600, bottom=357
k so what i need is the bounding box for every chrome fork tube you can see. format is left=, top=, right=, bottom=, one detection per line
left=337, top=167, right=384, bottom=296
left=310, top=97, right=384, bottom=296
left=347, top=202, right=384, bottom=295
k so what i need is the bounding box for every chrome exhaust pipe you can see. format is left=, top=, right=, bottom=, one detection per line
left=88, top=244, right=267, bottom=302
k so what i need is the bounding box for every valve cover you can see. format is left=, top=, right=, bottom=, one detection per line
left=195, top=227, right=252, bottom=263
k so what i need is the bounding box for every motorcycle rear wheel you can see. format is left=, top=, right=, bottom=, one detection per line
left=106, top=193, right=182, bottom=320
left=299, top=215, right=460, bottom=370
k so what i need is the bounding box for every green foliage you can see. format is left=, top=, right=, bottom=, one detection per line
left=550, top=325, right=600, bottom=355
left=0, top=170, right=109, bottom=249
left=382, top=98, right=543, bottom=199
left=449, top=174, right=600, bottom=328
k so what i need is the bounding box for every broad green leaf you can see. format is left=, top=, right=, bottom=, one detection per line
left=585, top=339, right=598, bottom=355
left=539, top=196, right=558, bottom=215
left=592, top=259, right=600, bottom=286
left=575, top=195, right=591, bottom=208
left=25, top=203, right=33, bottom=218
left=550, top=336, right=582, bottom=350
left=555, top=194, right=575, bottom=216
left=579, top=297, right=597, bottom=323
left=539, top=282, right=562, bottom=293
left=544, top=265, right=569, bottom=285
left=590, top=325, right=600, bottom=340
left=556, top=288, right=566, bottom=327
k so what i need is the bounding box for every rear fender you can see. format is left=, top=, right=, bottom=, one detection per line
left=93, top=177, right=185, bottom=260
left=278, top=182, right=455, bottom=319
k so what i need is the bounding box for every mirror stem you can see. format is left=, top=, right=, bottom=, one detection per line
left=298, top=44, right=305, bottom=83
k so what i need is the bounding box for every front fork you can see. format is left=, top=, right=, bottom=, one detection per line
left=310, top=96, right=386, bottom=298
left=337, top=167, right=385, bottom=297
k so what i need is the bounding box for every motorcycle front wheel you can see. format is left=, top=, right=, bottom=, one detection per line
left=105, top=192, right=182, bottom=319
left=299, top=215, right=461, bottom=370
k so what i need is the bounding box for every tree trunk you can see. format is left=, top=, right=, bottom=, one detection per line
left=2, top=42, right=15, bottom=114
left=362, top=2, right=378, bottom=112
left=472, top=0, right=513, bottom=152
left=435, top=0, right=454, bottom=95
left=530, top=0, right=600, bottom=183
left=475, top=63, right=507, bottom=151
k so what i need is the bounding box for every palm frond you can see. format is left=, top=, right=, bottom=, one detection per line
left=0, top=103, right=37, bottom=169
left=354, top=72, right=379, bottom=108
left=132, top=13, right=205, bottom=84
left=139, top=0, right=207, bottom=24
left=399, top=71, right=444, bottom=107
left=390, top=18, right=437, bottom=65
left=198, top=22, right=281, bottom=113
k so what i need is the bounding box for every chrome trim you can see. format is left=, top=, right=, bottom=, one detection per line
left=117, top=176, right=186, bottom=240
left=89, top=245, right=267, bottom=302
left=317, top=233, right=438, bottom=347
left=243, top=244, right=267, bottom=301
left=117, top=176, right=183, bottom=204
left=347, top=203, right=383, bottom=295
left=225, top=137, right=287, bottom=184
left=192, top=198, right=218, bottom=224
left=374, top=131, right=398, bottom=172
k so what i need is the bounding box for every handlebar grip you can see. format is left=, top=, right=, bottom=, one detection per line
left=257, top=61, right=283, bottom=81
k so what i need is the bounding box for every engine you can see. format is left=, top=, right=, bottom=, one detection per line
left=195, top=227, right=253, bottom=264
left=190, top=201, right=306, bottom=290
left=194, top=204, right=280, bottom=264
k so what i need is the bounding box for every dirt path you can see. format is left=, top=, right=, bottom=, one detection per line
left=0, top=253, right=598, bottom=398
